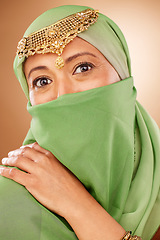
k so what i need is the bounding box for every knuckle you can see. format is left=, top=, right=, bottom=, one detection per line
left=14, top=156, right=21, bottom=164
left=39, top=155, right=49, bottom=164
left=21, top=146, right=31, bottom=156
left=9, top=168, right=17, bottom=178
left=19, top=148, right=25, bottom=156
left=21, top=147, right=27, bottom=154
left=45, top=150, right=53, bottom=159
left=44, top=154, right=52, bottom=165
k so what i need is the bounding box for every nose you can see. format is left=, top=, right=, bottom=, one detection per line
left=57, top=76, right=76, bottom=97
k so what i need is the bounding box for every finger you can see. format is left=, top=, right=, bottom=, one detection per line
left=0, top=166, right=30, bottom=187
left=20, top=142, right=36, bottom=149
left=2, top=156, right=36, bottom=174
left=29, top=142, right=51, bottom=155
left=9, top=143, right=53, bottom=158
left=8, top=148, right=23, bottom=157
left=8, top=143, right=37, bottom=157
left=8, top=146, right=48, bottom=163
left=22, top=142, right=54, bottom=160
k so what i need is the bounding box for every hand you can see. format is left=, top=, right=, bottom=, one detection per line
left=0, top=143, right=126, bottom=240
left=0, top=143, right=86, bottom=217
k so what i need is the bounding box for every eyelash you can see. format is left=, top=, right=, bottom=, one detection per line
left=31, top=62, right=94, bottom=88
left=33, top=76, right=52, bottom=88
left=73, top=62, right=94, bottom=75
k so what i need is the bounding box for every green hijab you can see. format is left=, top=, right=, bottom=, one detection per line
left=0, top=5, right=160, bottom=240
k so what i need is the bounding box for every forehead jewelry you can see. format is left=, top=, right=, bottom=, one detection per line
left=17, top=9, right=99, bottom=69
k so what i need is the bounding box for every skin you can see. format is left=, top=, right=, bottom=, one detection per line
left=24, top=37, right=120, bottom=105
left=0, top=37, right=126, bottom=240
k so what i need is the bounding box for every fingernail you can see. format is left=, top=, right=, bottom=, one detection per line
left=0, top=167, right=4, bottom=174
left=20, top=146, right=25, bottom=149
left=2, top=158, right=7, bottom=165
left=8, top=151, right=14, bottom=157
left=20, top=144, right=34, bottom=149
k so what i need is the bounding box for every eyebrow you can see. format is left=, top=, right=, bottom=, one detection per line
left=65, top=52, right=97, bottom=63
left=27, top=66, right=49, bottom=79
left=27, top=52, right=97, bottom=78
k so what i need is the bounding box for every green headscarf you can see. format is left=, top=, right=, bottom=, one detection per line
left=0, top=5, right=159, bottom=240
left=14, top=5, right=130, bottom=99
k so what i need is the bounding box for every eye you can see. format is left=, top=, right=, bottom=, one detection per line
left=73, top=62, right=94, bottom=75
left=33, top=77, right=52, bottom=88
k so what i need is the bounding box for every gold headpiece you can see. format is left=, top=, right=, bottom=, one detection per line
left=17, top=9, right=99, bottom=69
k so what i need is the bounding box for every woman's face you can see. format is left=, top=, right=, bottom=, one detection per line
left=24, top=37, right=120, bottom=106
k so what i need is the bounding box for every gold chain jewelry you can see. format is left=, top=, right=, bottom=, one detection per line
left=17, top=9, right=99, bottom=69
left=121, top=231, right=142, bottom=240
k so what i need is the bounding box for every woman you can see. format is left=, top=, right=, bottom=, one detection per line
left=0, top=5, right=159, bottom=240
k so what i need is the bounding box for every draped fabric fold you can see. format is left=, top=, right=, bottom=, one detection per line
left=0, top=78, right=159, bottom=240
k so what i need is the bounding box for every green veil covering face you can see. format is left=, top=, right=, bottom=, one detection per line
left=0, top=5, right=159, bottom=240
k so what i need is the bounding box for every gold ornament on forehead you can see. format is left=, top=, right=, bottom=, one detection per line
left=17, top=9, right=99, bottom=69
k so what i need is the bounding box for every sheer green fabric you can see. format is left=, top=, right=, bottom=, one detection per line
left=0, top=79, right=159, bottom=239
left=0, top=5, right=159, bottom=240
left=23, top=78, right=160, bottom=239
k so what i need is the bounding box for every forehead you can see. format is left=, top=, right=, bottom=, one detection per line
left=24, top=37, right=107, bottom=70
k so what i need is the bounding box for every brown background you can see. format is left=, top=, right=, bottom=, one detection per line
left=0, top=0, right=160, bottom=159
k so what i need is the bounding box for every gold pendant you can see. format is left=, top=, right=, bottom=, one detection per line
left=55, top=56, right=64, bottom=69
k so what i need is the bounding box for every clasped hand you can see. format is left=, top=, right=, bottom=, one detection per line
left=0, top=143, right=85, bottom=218
left=0, top=143, right=127, bottom=240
